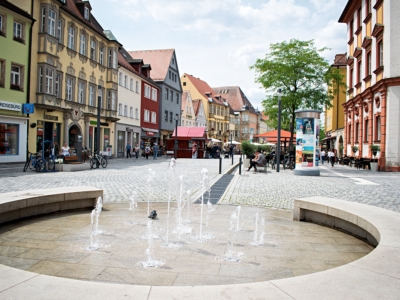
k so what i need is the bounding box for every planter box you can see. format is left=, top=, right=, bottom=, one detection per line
left=370, top=162, right=378, bottom=172
left=243, top=158, right=250, bottom=169
left=55, top=164, right=63, bottom=171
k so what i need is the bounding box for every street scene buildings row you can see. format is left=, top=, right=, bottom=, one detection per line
left=324, top=0, right=400, bottom=171
left=0, top=0, right=272, bottom=163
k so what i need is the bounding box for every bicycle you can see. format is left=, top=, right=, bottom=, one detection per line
left=270, top=156, right=276, bottom=170
left=23, top=152, right=45, bottom=172
left=89, top=153, right=108, bottom=169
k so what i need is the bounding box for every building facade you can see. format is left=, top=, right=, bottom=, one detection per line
left=28, top=0, right=120, bottom=156
left=181, top=91, right=195, bottom=127
left=192, top=99, right=206, bottom=128
left=339, top=0, right=400, bottom=171
left=324, top=54, right=347, bottom=156
left=115, top=48, right=141, bottom=157
left=0, top=0, right=34, bottom=163
left=129, top=49, right=182, bottom=145
left=181, top=74, right=230, bottom=142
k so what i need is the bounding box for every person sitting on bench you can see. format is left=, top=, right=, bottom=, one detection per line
left=247, top=151, right=264, bottom=172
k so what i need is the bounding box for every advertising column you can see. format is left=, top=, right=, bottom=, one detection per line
left=294, top=109, right=321, bottom=176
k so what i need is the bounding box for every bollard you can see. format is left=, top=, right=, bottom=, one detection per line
left=219, top=157, right=222, bottom=174
left=239, top=156, right=242, bottom=175
left=232, top=151, right=234, bottom=165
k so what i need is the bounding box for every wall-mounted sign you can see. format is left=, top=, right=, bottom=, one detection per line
left=147, top=131, right=154, bottom=136
left=0, top=100, right=22, bottom=111
left=43, top=112, right=58, bottom=121
left=23, top=104, right=34, bottom=114
left=90, top=121, right=109, bottom=126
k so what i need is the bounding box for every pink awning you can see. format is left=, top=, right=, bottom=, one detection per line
left=172, top=127, right=207, bottom=139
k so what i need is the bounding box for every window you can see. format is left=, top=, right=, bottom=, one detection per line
left=48, top=9, right=56, bottom=36
left=118, top=103, right=123, bottom=115
left=108, top=49, right=112, bottom=68
left=170, top=112, right=172, bottom=123
left=152, top=88, right=157, bottom=101
left=124, top=105, right=128, bottom=117
left=57, top=20, right=62, bottom=43
left=376, top=116, right=381, bottom=140
left=186, top=120, right=188, bottom=127
left=217, top=106, right=220, bottom=115
left=350, top=68, right=354, bottom=87
left=80, top=34, right=85, bottom=55
left=99, top=88, right=103, bottom=108
left=113, top=50, right=117, bottom=69
left=349, top=19, right=353, bottom=40
left=144, top=84, right=151, bottom=98
left=11, top=66, right=20, bottom=86
left=0, top=123, right=19, bottom=156
left=367, top=52, right=371, bottom=76
left=130, top=107, right=133, bottom=118
left=174, top=74, right=177, bottom=82
left=68, top=27, right=74, bottom=49
left=89, top=85, right=94, bottom=106
left=176, top=114, right=179, bottom=123
left=348, top=124, right=352, bottom=142
left=135, top=108, right=139, bottom=119
left=112, top=92, right=116, bottom=110
left=378, top=41, right=383, bottom=67
left=45, top=68, right=53, bottom=94
left=355, top=122, right=359, bottom=143
left=165, top=110, right=168, bottom=121
left=99, top=47, right=104, bottom=65
left=358, top=61, right=362, bottom=83
left=136, top=81, right=139, bottom=93
left=186, top=106, right=188, bottom=113
left=367, top=0, right=371, bottom=15
left=364, top=119, right=369, bottom=142
left=176, top=93, right=179, bottom=104
left=41, top=7, right=45, bottom=32
left=107, top=91, right=111, bottom=109
left=0, top=15, right=4, bottom=36
left=183, top=82, right=186, bottom=86
left=357, top=7, right=361, bottom=28
left=78, top=82, right=85, bottom=104
left=38, top=67, right=42, bottom=93
left=151, top=112, right=156, bottom=123
left=66, top=77, right=73, bottom=101
left=84, top=7, right=90, bottom=20
left=165, top=88, right=169, bottom=100
left=169, top=71, right=171, bottom=79
left=170, top=90, right=173, bottom=102
left=55, top=74, right=60, bottom=97
left=90, top=41, right=96, bottom=61
left=119, top=73, right=122, bottom=85
left=124, top=75, right=128, bottom=88
left=13, top=21, right=22, bottom=39
left=144, top=110, right=150, bottom=122
left=130, top=79, right=133, bottom=91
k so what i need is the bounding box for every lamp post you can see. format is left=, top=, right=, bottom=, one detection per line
left=174, top=116, right=178, bottom=159
left=230, top=133, right=233, bottom=165
left=96, top=85, right=101, bottom=168
left=276, top=89, right=282, bottom=172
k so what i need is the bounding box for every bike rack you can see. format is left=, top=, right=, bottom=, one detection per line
left=39, top=140, right=58, bottom=173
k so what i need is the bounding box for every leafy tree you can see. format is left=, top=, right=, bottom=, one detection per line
left=250, top=39, right=346, bottom=153
left=319, top=126, right=326, bottom=141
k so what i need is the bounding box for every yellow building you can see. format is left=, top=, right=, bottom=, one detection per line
left=28, top=0, right=120, bottom=156
left=181, top=74, right=230, bottom=142
left=324, top=54, right=347, bottom=155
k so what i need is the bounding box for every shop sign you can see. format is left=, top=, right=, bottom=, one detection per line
left=147, top=131, right=154, bottom=136
left=90, top=121, right=109, bottom=126
left=23, top=104, right=34, bottom=114
left=0, top=100, right=22, bottom=112
left=43, top=112, right=58, bottom=121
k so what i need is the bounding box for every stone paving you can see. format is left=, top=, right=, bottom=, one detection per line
left=222, top=163, right=400, bottom=213
left=0, top=157, right=232, bottom=203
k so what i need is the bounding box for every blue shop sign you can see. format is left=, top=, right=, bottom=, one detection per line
left=23, top=104, right=34, bottom=114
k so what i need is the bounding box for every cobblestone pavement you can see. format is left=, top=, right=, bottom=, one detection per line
left=0, top=157, right=233, bottom=203
left=222, top=164, right=400, bottom=213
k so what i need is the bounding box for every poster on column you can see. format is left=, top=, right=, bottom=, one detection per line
left=295, top=119, right=304, bottom=166
left=302, top=134, right=314, bottom=167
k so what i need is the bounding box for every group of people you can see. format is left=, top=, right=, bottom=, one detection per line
left=206, top=143, right=235, bottom=159
left=126, top=142, right=164, bottom=160
left=320, top=149, right=336, bottom=167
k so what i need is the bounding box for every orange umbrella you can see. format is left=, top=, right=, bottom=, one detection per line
left=254, top=129, right=296, bottom=138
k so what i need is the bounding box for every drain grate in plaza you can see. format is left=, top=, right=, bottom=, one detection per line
left=195, top=174, right=235, bottom=204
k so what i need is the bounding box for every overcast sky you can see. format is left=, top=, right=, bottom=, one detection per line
left=94, top=0, right=348, bottom=111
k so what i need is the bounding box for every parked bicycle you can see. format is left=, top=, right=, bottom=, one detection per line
left=23, top=152, right=45, bottom=172
left=283, top=156, right=295, bottom=170
left=89, top=153, right=108, bottom=169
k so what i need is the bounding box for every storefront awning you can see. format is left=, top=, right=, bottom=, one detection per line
left=321, top=136, right=336, bottom=142
left=172, top=127, right=207, bottom=139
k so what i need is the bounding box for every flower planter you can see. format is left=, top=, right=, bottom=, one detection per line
left=370, top=162, right=378, bottom=172
left=243, top=158, right=250, bottom=169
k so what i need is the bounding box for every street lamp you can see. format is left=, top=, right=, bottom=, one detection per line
left=174, top=115, right=179, bottom=159
left=276, top=89, right=282, bottom=172
left=230, top=132, right=233, bottom=165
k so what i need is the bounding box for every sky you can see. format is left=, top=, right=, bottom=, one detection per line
left=93, top=0, right=349, bottom=111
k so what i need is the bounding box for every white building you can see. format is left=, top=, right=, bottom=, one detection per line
left=115, top=49, right=141, bottom=157
left=193, top=99, right=206, bottom=128
left=339, top=0, right=400, bottom=171
left=181, top=91, right=195, bottom=127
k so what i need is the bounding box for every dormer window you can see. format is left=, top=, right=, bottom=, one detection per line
left=84, top=7, right=89, bottom=21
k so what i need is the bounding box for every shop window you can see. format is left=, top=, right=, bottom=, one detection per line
left=0, top=123, right=19, bottom=155
left=117, top=131, right=125, bottom=154
left=103, top=128, right=110, bottom=151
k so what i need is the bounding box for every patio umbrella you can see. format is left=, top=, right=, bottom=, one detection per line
left=210, top=138, right=223, bottom=143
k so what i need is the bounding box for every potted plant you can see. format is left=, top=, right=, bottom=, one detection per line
left=369, top=145, right=380, bottom=172
left=351, top=146, right=359, bottom=156
left=240, top=140, right=256, bottom=168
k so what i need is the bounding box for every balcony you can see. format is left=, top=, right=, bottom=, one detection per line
left=241, top=120, right=249, bottom=126
left=224, top=116, right=229, bottom=121
left=209, top=113, right=215, bottom=119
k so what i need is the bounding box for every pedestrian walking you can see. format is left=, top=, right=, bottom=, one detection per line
left=153, top=143, right=159, bottom=160
left=126, top=142, right=132, bottom=158
left=135, top=144, right=140, bottom=159
left=145, top=145, right=150, bottom=159
left=328, top=149, right=335, bottom=167
left=320, top=149, right=325, bottom=164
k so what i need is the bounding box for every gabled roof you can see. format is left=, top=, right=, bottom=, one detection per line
left=212, top=86, right=257, bottom=114
left=181, top=91, right=189, bottom=112
left=184, top=74, right=224, bottom=105
left=192, top=99, right=202, bottom=118
left=0, top=0, right=34, bottom=20
left=332, top=53, right=347, bottom=67
left=128, top=49, right=175, bottom=81
left=118, top=47, right=161, bottom=90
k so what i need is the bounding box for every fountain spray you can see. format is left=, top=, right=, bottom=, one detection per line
left=129, top=192, right=138, bottom=225
left=85, top=209, right=98, bottom=251
left=94, top=196, right=103, bottom=235
left=161, top=159, right=176, bottom=248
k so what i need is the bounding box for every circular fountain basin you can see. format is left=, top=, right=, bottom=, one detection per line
left=0, top=204, right=373, bottom=286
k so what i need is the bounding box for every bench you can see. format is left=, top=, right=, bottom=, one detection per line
left=63, top=156, right=81, bottom=164
left=0, top=187, right=102, bottom=225
left=255, top=158, right=267, bottom=173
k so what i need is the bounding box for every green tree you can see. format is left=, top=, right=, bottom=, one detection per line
left=319, top=126, right=326, bottom=141
left=251, top=39, right=346, bottom=152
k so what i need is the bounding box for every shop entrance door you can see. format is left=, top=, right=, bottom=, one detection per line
left=69, top=125, right=81, bottom=150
